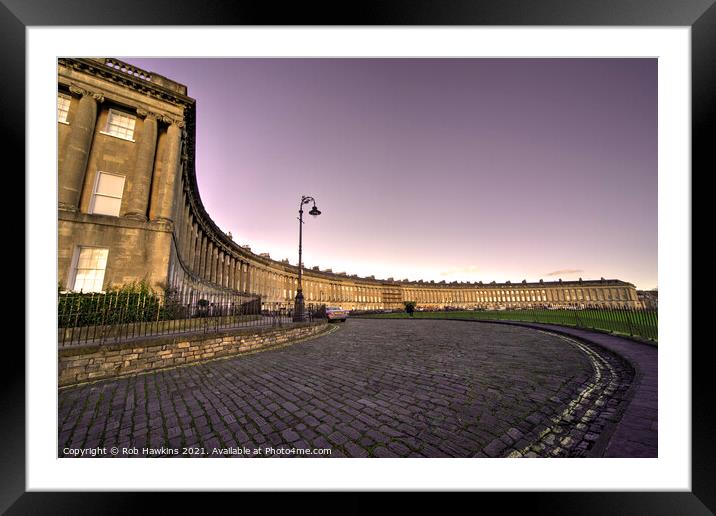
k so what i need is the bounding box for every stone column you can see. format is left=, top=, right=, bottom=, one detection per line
left=224, top=257, right=230, bottom=289
left=195, top=235, right=202, bottom=278
left=176, top=204, right=185, bottom=259
left=224, top=255, right=230, bottom=288
left=211, top=244, right=219, bottom=283
left=177, top=206, right=186, bottom=261
left=234, top=258, right=241, bottom=291
left=194, top=228, right=202, bottom=275
left=186, top=215, right=194, bottom=264
left=207, top=242, right=214, bottom=282
left=175, top=195, right=184, bottom=250
left=191, top=226, right=200, bottom=274
left=59, top=86, right=103, bottom=211
left=216, top=250, right=222, bottom=286
left=181, top=209, right=191, bottom=261
left=237, top=261, right=244, bottom=292
left=124, top=110, right=159, bottom=220
left=186, top=223, right=193, bottom=271
left=228, top=258, right=234, bottom=290
left=235, top=260, right=241, bottom=291
left=209, top=245, right=217, bottom=284
left=199, top=236, right=208, bottom=279
left=228, top=257, right=234, bottom=290
left=149, top=119, right=184, bottom=223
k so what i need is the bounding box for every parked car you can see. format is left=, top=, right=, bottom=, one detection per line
left=326, top=306, right=349, bottom=322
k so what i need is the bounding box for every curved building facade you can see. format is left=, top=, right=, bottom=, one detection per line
left=57, top=58, right=640, bottom=311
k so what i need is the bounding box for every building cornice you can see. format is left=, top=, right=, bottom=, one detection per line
left=59, top=58, right=194, bottom=109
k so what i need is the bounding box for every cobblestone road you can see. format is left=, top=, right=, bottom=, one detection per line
left=58, top=319, right=640, bottom=458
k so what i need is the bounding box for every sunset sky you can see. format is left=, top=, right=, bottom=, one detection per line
left=126, top=58, right=657, bottom=289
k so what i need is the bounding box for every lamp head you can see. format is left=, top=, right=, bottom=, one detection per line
left=309, top=205, right=321, bottom=217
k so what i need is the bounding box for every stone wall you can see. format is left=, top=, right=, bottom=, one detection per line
left=59, top=322, right=329, bottom=387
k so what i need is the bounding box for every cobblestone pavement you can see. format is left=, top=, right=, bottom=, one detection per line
left=58, top=319, right=644, bottom=458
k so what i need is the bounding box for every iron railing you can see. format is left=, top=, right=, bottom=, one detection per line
left=58, top=292, right=320, bottom=348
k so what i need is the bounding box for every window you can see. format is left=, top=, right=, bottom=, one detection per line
left=57, top=93, right=71, bottom=124
left=90, top=172, right=125, bottom=216
left=72, top=247, right=109, bottom=293
left=103, top=109, right=136, bottom=141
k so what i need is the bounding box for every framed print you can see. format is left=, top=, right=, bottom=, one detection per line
left=9, top=0, right=710, bottom=512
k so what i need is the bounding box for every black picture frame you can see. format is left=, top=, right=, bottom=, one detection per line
left=7, top=0, right=708, bottom=513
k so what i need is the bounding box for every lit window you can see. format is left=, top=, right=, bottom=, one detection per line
left=72, top=247, right=109, bottom=293
left=58, top=93, right=71, bottom=124
left=90, top=172, right=125, bottom=217
left=103, top=109, right=136, bottom=141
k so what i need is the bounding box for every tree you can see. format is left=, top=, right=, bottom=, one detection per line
left=404, top=301, right=416, bottom=317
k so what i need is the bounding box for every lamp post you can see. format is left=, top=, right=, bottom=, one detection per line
left=294, top=195, right=321, bottom=322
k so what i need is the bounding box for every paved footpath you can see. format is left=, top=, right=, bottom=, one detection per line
left=58, top=319, right=656, bottom=458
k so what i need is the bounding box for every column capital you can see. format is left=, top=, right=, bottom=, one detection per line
left=161, top=115, right=185, bottom=128
left=68, top=84, right=104, bottom=103
left=136, top=108, right=161, bottom=120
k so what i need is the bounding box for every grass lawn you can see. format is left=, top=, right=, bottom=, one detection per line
left=358, top=309, right=658, bottom=342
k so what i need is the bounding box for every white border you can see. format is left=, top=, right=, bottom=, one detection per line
left=27, top=27, right=690, bottom=491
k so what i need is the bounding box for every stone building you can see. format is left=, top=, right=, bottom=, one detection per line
left=57, top=58, right=641, bottom=311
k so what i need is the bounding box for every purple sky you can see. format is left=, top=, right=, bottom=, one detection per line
left=126, top=58, right=657, bottom=289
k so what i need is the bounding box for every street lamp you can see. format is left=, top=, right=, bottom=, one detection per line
left=294, top=195, right=321, bottom=322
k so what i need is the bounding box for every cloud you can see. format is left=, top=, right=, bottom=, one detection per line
left=440, top=265, right=481, bottom=277
left=545, top=269, right=584, bottom=277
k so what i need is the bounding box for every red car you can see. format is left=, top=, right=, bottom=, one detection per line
left=326, top=307, right=349, bottom=322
